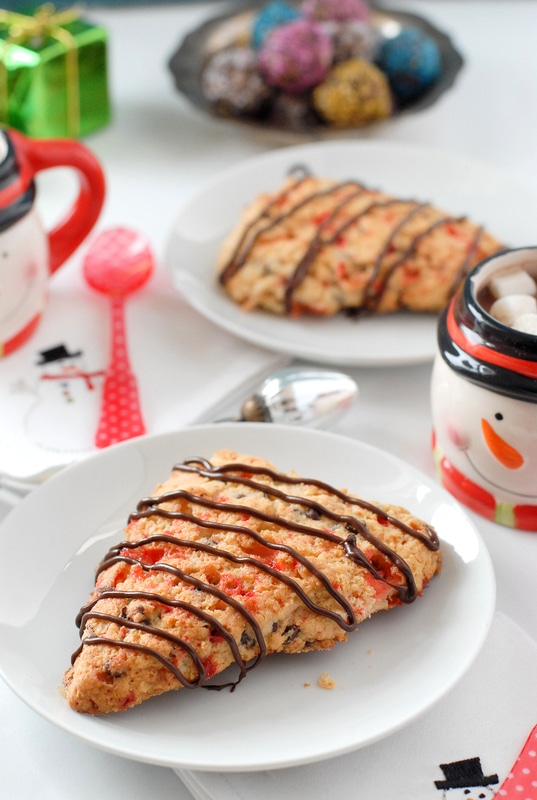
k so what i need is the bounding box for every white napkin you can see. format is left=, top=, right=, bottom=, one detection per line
left=176, top=612, right=537, bottom=800
left=0, top=262, right=286, bottom=481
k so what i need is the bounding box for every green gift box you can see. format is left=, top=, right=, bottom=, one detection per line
left=0, top=4, right=111, bottom=139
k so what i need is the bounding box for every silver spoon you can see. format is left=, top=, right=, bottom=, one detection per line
left=0, top=367, right=358, bottom=495
left=235, top=366, right=358, bottom=427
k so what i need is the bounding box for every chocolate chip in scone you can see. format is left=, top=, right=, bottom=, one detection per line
left=283, top=624, right=300, bottom=644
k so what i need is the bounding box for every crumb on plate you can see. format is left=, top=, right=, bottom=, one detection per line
left=318, top=671, right=336, bottom=689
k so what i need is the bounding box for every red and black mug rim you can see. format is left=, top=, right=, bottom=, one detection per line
left=437, top=246, right=537, bottom=403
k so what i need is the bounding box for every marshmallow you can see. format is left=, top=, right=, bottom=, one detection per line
left=489, top=294, right=537, bottom=325
left=512, top=312, right=537, bottom=335
left=489, top=268, right=537, bottom=299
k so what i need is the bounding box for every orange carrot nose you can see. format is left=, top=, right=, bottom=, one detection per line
left=481, top=419, right=524, bottom=469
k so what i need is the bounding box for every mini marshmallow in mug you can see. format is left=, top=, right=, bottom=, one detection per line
left=431, top=246, right=537, bottom=531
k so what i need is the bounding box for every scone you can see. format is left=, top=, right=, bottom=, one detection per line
left=62, top=450, right=442, bottom=715
left=217, top=169, right=504, bottom=317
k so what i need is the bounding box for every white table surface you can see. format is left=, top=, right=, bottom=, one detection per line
left=1, top=2, right=537, bottom=797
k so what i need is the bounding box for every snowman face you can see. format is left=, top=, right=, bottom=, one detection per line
left=39, top=355, right=83, bottom=376
left=431, top=356, right=537, bottom=502
left=0, top=209, right=49, bottom=342
left=439, top=787, right=496, bottom=799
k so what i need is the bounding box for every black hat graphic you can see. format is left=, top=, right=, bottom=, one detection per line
left=36, top=344, right=82, bottom=365
left=435, top=758, right=499, bottom=790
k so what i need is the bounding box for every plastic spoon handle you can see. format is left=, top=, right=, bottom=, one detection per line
left=95, top=295, right=146, bottom=448
left=83, top=227, right=153, bottom=449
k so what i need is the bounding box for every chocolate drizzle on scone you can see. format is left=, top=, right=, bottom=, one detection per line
left=219, top=175, right=366, bottom=287
left=217, top=169, right=503, bottom=317
left=69, top=455, right=440, bottom=701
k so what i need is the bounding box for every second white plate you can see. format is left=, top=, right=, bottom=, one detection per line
left=0, top=423, right=495, bottom=771
left=166, top=141, right=537, bottom=366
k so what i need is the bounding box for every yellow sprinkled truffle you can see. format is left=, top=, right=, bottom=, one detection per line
left=313, top=57, right=392, bottom=127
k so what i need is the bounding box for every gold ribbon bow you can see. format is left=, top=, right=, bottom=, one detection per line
left=0, top=3, right=82, bottom=137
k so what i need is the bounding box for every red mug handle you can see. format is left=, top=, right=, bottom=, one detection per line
left=7, top=129, right=106, bottom=274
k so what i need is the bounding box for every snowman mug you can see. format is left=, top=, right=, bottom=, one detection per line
left=0, top=127, right=105, bottom=358
left=431, top=246, right=537, bottom=531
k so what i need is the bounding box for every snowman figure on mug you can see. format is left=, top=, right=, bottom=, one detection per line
left=431, top=247, right=537, bottom=531
left=0, top=127, right=105, bottom=358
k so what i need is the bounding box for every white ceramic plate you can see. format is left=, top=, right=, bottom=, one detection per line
left=166, top=140, right=537, bottom=366
left=0, top=424, right=495, bottom=771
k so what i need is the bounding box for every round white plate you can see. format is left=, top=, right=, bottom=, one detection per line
left=0, top=423, right=495, bottom=772
left=166, top=140, right=537, bottom=366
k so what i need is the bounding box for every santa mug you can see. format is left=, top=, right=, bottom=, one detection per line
left=0, top=127, right=105, bottom=358
left=431, top=247, right=537, bottom=531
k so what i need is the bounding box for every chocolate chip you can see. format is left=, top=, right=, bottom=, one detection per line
left=102, top=660, right=125, bottom=683
left=306, top=507, right=321, bottom=520
left=283, top=624, right=300, bottom=644
left=240, top=630, right=257, bottom=648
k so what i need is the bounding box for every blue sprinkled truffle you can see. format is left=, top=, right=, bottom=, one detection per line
left=252, top=1, right=303, bottom=50
left=377, top=27, right=442, bottom=101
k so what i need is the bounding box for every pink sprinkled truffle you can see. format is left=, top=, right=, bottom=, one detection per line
left=258, top=19, right=333, bottom=93
left=301, top=0, right=370, bottom=23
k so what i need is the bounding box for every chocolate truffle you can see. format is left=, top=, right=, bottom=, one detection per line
left=270, top=90, right=319, bottom=129
left=201, top=47, right=273, bottom=115
left=313, top=57, right=392, bottom=126
left=323, top=20, right=382, bottom=62
left=301, top=0, right=370, bottom=23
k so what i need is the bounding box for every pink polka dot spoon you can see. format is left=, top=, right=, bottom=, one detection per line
left=82, top=227, right=154, bottom=448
